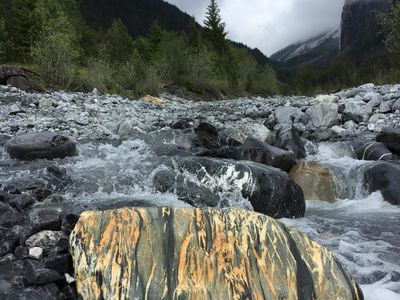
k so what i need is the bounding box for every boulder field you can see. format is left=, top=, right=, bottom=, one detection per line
left=2, top=82, right=400, bottom=298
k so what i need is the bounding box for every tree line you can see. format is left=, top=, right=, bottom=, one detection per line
left=0, top=0, right=279, bottom=98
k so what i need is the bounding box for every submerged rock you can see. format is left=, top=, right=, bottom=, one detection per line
left=70, top=207, right=363, bottom=300
left=289, top=161, right=337, bottom=203
left=364, top=162, right=400, bottom=205
left=5, top=132, right=77, bottom=161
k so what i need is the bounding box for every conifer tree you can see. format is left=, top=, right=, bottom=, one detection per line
left=204, top=0, right=227, bottom=52
left=380, top=0, right=400, bottom=53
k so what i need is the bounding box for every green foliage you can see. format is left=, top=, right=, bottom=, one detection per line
left=0, top=18, right=9, bottom=63
left=32, top=0, right=80, bottom=89
left=380, top=0, right=400, bottom=53
left=104, top=19, right=134, bottom=63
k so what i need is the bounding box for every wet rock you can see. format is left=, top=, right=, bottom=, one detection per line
left=0, top=226, right=24, bottom=256
left=306, top=102, right=338, bottom=128
left=0, top=253, right=16, bottom=265
left=70, top=207, right=363, bottom=300
left=343, top=99, right=373, bottom=123
left=27, top=206, right=62, bottom=236
left=171, top=119, right=191, bottom=129
left=274, top=125, right=306, bottom=159
left=353, top=141, right=394, bottom=161
left=2, top=194, right=35, bottom=211
left=159, top=156, right=305, bottom=218
left=0, top=202, right=24, bottom=228
left=25, top=230, right=63, bottom=251
left=25, top=260, right=64, bottom=285
left=5, top=132, right=77, bottom=160
left=364, top=162, right=400, bottom=205
left=377, top=128, right=400, bottom=154
left=289, top=161, right=336, bottom=202
left=154, top=170, right=219, bottom=207
left=44, top=254, right=72, bottom=274
left=198, top=137, right=297, bottom=172
left=194, top=122, right=221, bottom=149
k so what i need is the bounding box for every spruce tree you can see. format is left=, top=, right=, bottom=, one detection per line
left=380, top=0, right=400, bottom=53
left=204, top=0, right=227, bottom=52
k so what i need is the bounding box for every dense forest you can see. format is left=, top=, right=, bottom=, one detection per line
left=0, top=0, right=278, bottom=98
left=0, top=0, right=399, bottom=97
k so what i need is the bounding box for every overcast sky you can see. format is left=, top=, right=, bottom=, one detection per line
left=165, top=0, right=345, bottom=56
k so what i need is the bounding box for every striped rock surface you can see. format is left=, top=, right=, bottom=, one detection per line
left=70, top=208, right=363, bottom=300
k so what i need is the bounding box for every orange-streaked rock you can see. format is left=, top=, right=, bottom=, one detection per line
left=69, top=208, right=363, bottom=300
left=143, top=95, right=164, bottom=105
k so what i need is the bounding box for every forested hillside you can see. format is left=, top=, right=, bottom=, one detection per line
left=0, top=0, right=278, bottom=98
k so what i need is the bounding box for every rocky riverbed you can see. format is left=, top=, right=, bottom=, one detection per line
left=0, top=83, right=400, bottom=299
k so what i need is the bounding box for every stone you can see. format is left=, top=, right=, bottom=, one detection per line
left=9, top=104, right=25, bottom=115
left=44, top=254, right=72, bottom=274
left=364, top=162, right=400, bottom=205
left=289, top=161, right=337, bottom=203
left=143, top=95, right=164, bottom=105
left=2, top=194, right=35, bottom=211
left=29, top=247, right=43, bottom=259
left=379, top=101, right=391, bottom=113
left=364, top=92, right=382, bottom=107
left=369, top=113, right=386, bottom=123
left=194, top=122, right=221, bottom=149
left=5, top=132, right=77, bottom=160
left=306, top=102, right=338, bottom=128
left=343, top=99, right=373, bottom=123
left=27, top=206, right=63, bottom=236
left=6, top=76, right=40, bottom=92
left=275, top=106, right=303, bottom=125
left=25, top=230, right=63, bottom=251
left=274, top=125, right=306, bottom=159
left=392, top=98, right=400, bottom=111
left=198, top=137, right=297, bottom=172
left=155, top=156, right=305, bottom=218
left=353, top=141, right=394, bottom=161
left=70, top=207, right=363, bottom=300
left=39, top=98, right=53, bottom=108
left=0, top=202, right=24, bottom=228
left=377, top=128, right=400, bottom=154
left=312, top=94, right=338, bottom=104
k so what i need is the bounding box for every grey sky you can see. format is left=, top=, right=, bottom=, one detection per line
left=165, top=0, right=345, bottom=56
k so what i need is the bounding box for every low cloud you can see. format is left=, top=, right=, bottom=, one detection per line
left=166, top=0, right=345, bottom=55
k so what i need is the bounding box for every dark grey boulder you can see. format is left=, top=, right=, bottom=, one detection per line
left=198, top=137, right=297, bottom=172
left=274, top=125, right=306, bottom=159
left=353, top=141, right=395, bottom=161
left=194, top=122, right=221, bottom=149
left=364, top=162, right=400, bottom=205
left=377, top=128, right=400, bottom=154
left=0, top=202, right=24, bottom=228
left=156, top=156, right=305, bottom=218
left=5, top=132, right=77, bottom=161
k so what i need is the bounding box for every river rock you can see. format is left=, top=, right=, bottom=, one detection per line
left=274, top=125, right=306, bottom=159
left=194, top=122, right=221, bottom=149
left=0, top=202, right=24, bottom=228
left=364, top=162, right=400, bottom=205
left=289, top=161, right=336, bottom=203
left=5, top=132, right=77, bottom=160
left=377, top=128, right=400, bottom=154
left=25, top=230, right=63, bottom=251
left=70, top=207, right=363, bottom=300
left=353, top=141, right=394, bottom=161
left=306, top=102, right=338, bottom=128
left=157, top=156, right=305, bottom=218
left=343, top=99, right=373, bottom=123
left=198, top=137, right=297, bottom=172
left=275, top=106, right=303, bottom=125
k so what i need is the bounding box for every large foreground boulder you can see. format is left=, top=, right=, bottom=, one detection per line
left=364, top=162, right=400, bottom=205
left=5, top=132, right=77, bottom=161
left=289, top=161, right=337, bottom=203
left=353, top=141, right=394, bottom=161
left=198, top=137, right=297, bottom=172
left=154, top=156, right=305, bottom=218
left=70, top=207, right=363, bottom=300
left=274, top=125, right=306, bottom=159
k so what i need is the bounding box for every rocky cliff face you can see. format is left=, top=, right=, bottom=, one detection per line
left=340, top=0, right=393, bottom=52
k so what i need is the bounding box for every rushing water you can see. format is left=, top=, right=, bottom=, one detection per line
left=1, top=136, right=399, bottom=299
